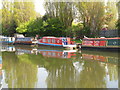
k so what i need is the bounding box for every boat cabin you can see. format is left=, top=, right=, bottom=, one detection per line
left=82, top=37, right=120, bottom=47
left=38, top=36, right=75, bottom=46
left=14, top=37, right=34, bottom=44
left=0, top=36, right=15, bottom=44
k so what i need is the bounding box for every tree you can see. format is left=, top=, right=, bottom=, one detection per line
left=44, top=1, right=75, bottom=28
left=105, top=2, right=118, bottom=30
left=75, top=2, right=105, bottom=37
left=2, top=0, right=37, bottom=36
left=27, top=18, right=44, bottom=37
left=2, top=1, right=17, bottom=36
left=116, top=1, right=120, bottom=31
left=13, top=1, right=36, bottom=26
left=43, top=17, right=66, bottom=37
left=16, top=20, right=30, bottom=34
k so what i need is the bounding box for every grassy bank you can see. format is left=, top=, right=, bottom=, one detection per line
left=73, top=39, right=82, bottom=44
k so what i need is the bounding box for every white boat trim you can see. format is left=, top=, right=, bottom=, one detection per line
left=63, top=44, right=76, bottom=48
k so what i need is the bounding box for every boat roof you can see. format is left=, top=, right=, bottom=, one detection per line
left=16, top=37, right=32, bottom=39
left=43, top=36, right=56, bottom=38
left=42, top=36, right=69, bottom=39
left=83, top=37, right=120, bottom=40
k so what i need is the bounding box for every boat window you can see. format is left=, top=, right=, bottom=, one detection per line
left=48, top=39, right=51, bottom=43
left=57, top=40, right=60, bottom=43
left=43, top=39, right=46, bottom=42
left=52, top=39, right=55, bottom=43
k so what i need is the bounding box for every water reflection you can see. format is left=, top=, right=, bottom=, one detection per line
left=1, top=45, right=118, bottom=88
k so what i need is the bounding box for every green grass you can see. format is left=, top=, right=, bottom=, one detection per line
left=73, top=39, right=82, bottom=43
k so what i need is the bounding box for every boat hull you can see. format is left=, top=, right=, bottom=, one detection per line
left=81, top=45, right=120, bottom=51
left=14, top=41, right=33, bottom=45
left=82, top=37, right=120, bottom=51
left=38, top=43, right=77, bottom=49
left=38, top=42, right=63, bottom=47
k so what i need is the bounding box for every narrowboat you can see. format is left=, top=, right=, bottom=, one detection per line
left=82, top=37, right=120, bottom=50
left=0, top=36, right=15, bottom=45
left=14, top=37, right=37, bottom=45
left=38, top=36, right=76, bottom=49
left=13, top=34, right=37, bottom=45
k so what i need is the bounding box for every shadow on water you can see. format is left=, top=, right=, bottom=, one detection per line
left=0, top=45, right=118, bottom=88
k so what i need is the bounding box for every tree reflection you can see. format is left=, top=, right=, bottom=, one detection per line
left=2, top=52, right=37, bottom=88
left=2, top=48, right=118, bottom=88
left=44, top=57, right=106, bottom=88
left=46, top=59, right=75, bottom=88
left=107, top=63, right=118, bottom=81
left=78, top=61, right=106, bottom=88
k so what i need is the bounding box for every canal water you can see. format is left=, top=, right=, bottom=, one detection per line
left=0, top=45, right=119, bottom=88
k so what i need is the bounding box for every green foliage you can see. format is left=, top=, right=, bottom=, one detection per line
left=116, top=1, right=120, bottom=30
left=76, top=2, right=105, bottom=37
left=2, top=8, right=17, bottom=36
left=2, top=1, right=119, bottom=37
left=27, top=18, right=44, bottom=36
left=16, top=17, right=66, bottom=37
left=104, top=2, right=118, bottom=30
left=13, top=2, right=36, bottom=26
left=44, top=2, right=74, bottom=28
left=116, top=19, right=120, bottom=30
left=43, top=18, right=66, bottom=37
left=16, top=21, right=29, bottom=33
left=2, top=1, right=36, bottom=36
left=65, top=23, right=90, bottom=38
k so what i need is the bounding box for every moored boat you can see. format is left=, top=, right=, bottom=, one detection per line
left=81, top=37, right=120, bottom=50
left=0, top=36, right=15, bottom=45
left=14, top=37, right=37, bottom=45
left=38, top=36, right=76, bottom=49
left=13, top=34, right=37, bottom=45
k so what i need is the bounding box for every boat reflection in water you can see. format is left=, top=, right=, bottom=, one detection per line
left=0, top=45, right=118, bottom=65
left=1, top=46, right=77, bottom=59
left=37, top=49, right=76, bottom=59
left=80, top=50, right=118, bottom=65
left=0, top=45, right=15, bottom=52
left=1, top=45, right=118, bottom=88
left=1, top=46, right=118, bottom=64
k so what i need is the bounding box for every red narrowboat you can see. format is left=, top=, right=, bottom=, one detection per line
left=38, top=36, right=76, bottom=48
left=82, top=37, right=120, bottom=50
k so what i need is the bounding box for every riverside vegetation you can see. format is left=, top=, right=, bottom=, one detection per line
left=1, top=1, right=120, bottom=39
